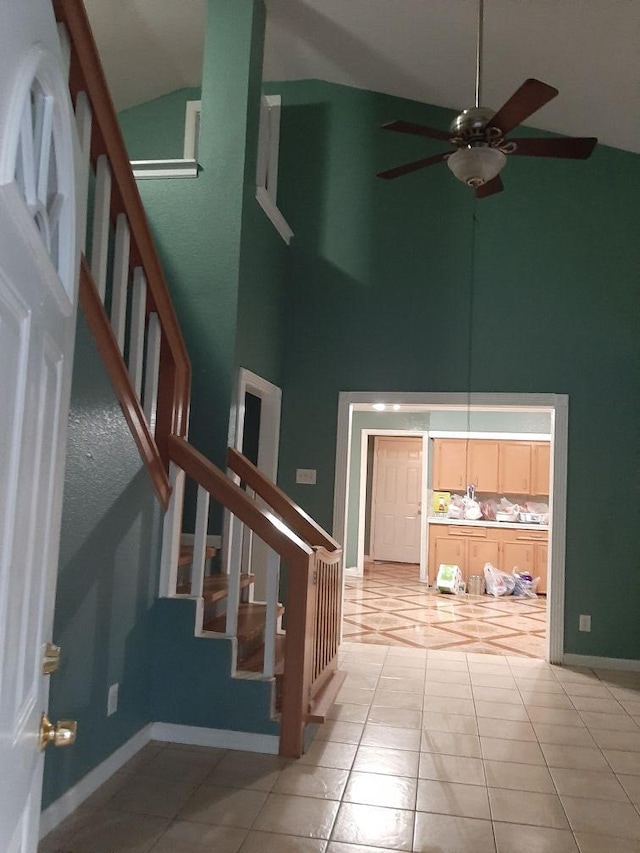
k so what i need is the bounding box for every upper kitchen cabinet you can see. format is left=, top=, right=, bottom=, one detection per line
left=433, top=439, right=467, bottom=490
left=467, top=440, right=499, bottom=491
left=532, top=442, right=551, bottom=495
left=498, top=442, right=532, bottom=494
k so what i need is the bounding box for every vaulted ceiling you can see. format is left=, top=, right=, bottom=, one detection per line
left=85, top=0, right=639, bottom=154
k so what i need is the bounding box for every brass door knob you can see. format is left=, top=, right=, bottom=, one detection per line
left=39, top=713, right=77, bottom=751
left=43, top=643, right=61, bottom=675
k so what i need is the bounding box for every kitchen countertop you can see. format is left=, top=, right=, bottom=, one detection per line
left=428, top=517, right=549, bottom=532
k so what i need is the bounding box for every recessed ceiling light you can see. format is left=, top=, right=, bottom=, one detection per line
left=393, top=404, right=401, bottom=411
left=373, top=403, right=386, bottom=411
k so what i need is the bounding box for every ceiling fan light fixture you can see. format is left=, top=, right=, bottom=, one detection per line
left=447, top=146, right=506, bottom=187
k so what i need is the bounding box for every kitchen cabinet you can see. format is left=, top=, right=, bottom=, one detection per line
left=501, top=541, right=535, bottom=577
left=467, top=538, right=501, bottom=577
left=534, top=543, right=548, bottom=595
left=433, top=439, right=467, bottom=490
left=432, top=537, right=465, bottom=582
left=532, top=442, right=550, bottom=496
left=498, top=442, right=532, bottom=494
left=467, top=440, right=499, bottom=491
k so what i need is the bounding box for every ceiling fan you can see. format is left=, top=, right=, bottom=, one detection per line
left=376, top=0, right=597, bottom=198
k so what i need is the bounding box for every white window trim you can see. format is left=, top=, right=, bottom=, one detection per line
left=129, top=99, right=201, bottom=180
left=183, top=99, right=201, bottom=161
left=255, top=94, right=293, bottom=245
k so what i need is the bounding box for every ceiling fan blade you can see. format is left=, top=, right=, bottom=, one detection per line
left=377, top=151, right=449, bottom=180
left=489, top=79, right=558, bottom=136
left=475, top=175, right=504, bottom=199
left=509, top=136, right=597, bottom=159
left=381, top=120, right=452, bottom=143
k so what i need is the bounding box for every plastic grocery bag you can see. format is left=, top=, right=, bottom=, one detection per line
left=483, top=563, right=516, bottom=597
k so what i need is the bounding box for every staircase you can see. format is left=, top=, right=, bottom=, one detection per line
left=55, top=0, right=344, bottom=758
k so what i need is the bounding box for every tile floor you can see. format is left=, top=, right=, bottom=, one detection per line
left=343, top=562, right=547, bottom=657
left=40, top=644, right=640, bottom=852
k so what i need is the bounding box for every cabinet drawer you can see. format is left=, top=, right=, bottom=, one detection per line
left=447, top=526, right=487, bottom=538
left=514, top=530, right=548, bottom=541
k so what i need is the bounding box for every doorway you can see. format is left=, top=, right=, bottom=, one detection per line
left=334, top=393, right=568, bottom=663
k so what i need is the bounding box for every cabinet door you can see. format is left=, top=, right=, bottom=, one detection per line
left=433, top=537, right=466, bottom=584
left=501, top=541, right=535, bottom=576
left=532, top=443, right=550, bottom=496
left=433, top=439, right=467, bottom=491
left=467, top=440, right=499, bottom=492
left=498, top=442, right=532, bottom=494
left=467, top=539, right=500, bottom=579
left=534, top=543, right=548, bottom=594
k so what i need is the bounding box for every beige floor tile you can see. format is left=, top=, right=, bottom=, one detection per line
left=520, top=690, right=575, bottom=709
left=489, top=788, right=569, bottom=829
left=474, top=700, right=530, bottom=721
left=493, top=821, right=579, bottom=853
left=579, top=712, right=639, bottom=732
left=38, top=809, right=97, bottom=852
left=420, top=730, right=482, bottom=759
left=617, top=773, right=640, bottom=804
left=570, top=696, right=626, bottom=714
left=327, top=703, right=370, bottom=723
left=561, top=796, right=640, bottom=839
left=366, top=705, right=422, bottom=729
left=550, top=767, right=629, bottom=801
left=298, top=741, right=358, bottom=770
left=590, top=729, right=640, bottom=752
left=120, top=742, right=166, bottom=774
left=381, top=665, right=427, bottom=680
left=139, top=746, right=223, bottom=784
left=371, top=690, right=423, bottom=710
left=253, top=793, right=339, bottom=838
left=563, top=682, right=613, bottom=698
left=423, top=694, right=476, bottom=716
left=603, top=749, right=640, bottom=775
left=416, top=779, right=490, bottom=819
left=533, top=722, right=597, bottom=747
left=331, top=802, right=414, bottom=850
left=527, top=706, right=586, bottom=727
left=343, top=771, right=417, bottom=810
left=338, top=687, right=376, bottom=705
left=413, top=812, right=496, bottom=853
left=352, top=745, right=419, bottom=777
left=468, top=674, right=517, bottom=690
left=424, top=669, right=472, bottom=685
left=61, top=809, right=170, bottom=853
left=205, top=752, right=285, bottom=792
left=149, top=820, right=247, bottom=852
left=178, top=785, right=268, bottom=828
left=472, top=686, right=522, bottom=705
left=239, top=831, right=327, bottom=852
left=108, top=775, right=199, bottom=818
left=422, top=711, right=478, bottom=735
left=540, top=743, right=610, bottom=772
left=574, top=833, right=640, bottom=853
left=79, top=771, right=131, bottom=809
left=484, top=760, right=555, bottom=793
left=360, top=723, right=422, bottom=751
left=515, top=676, right=566, bottom=694
left=378, top=675, right=425, bottom=693
left=314, top=720, right=365, bottom=745
left=480, top=736, right=545, bottom=765
left=477, top=717, right=536, bottom=741
left=343, top=672, right=381, bottom=690
left=426, top=657, right=469, bottom=672
left=418, top=753, right=485, bottom=786
left=422, top=681, right=473, bottom=699
left=273, top=765, right=349, bottom=800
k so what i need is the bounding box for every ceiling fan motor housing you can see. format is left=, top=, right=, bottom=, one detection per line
left=450, top=106, right=498, bottom=144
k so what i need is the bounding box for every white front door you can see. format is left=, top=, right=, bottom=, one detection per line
left=371, top=437, right=422, bottom=563
left=0, top=2, right=79, bottom=850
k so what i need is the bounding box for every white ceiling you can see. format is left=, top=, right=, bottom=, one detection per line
left=85, top=0, right=640, bottom=154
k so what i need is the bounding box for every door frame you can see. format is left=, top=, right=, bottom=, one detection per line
left=356, top=430, right=429, bottom=581
left=333, top=392, right=568, bottom=664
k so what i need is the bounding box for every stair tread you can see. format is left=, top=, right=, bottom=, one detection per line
left=203, top=601, right=283, bottom=638
left=178, top=545, right=217, bottom=567
left=239, top=633, right=286, bottom=674
left=176, top=572, right=253, bottom=600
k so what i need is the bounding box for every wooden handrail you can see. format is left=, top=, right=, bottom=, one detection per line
left=80, top=258, right=171, bottom=508
left=54, top=0, right=191, bottom=444
left=168, top=437, right=313, bottom=566
left=227, top=448, right=340, bottom=551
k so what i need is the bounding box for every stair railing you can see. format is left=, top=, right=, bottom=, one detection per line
left=55, top=0, right=191, bottom=508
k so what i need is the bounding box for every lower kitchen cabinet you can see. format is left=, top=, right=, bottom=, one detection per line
left=428, top=523, right=548, bottom=593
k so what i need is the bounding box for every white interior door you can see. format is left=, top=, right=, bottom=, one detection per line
left=371, top=437, right=422, bottom=563
left=0, top=3, right=79, bottom=850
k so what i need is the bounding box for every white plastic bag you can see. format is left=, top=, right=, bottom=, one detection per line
left=483, top=563, right=516, bottom=597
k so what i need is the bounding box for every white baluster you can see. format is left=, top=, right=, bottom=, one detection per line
left=143, top=312, right=161, bottom=434
left=159, top=463, right=185, bottom=597
left=57, top=24, right=71, bottom=79
left=225, top=514, right=244, bottom=638
left=110, top=213, right=130, bottom=351
left=129, top=268, right=146, bottom=397
left=191, top=486, right=210, bottom=598
left=91, top=155, right=111, bottom=301
left=75, top=92, right=92, bottom=256
left=263, top=547, right=281, bottom=678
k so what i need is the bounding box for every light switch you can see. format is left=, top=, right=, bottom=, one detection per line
left=296, top=468, right=317, bottom=485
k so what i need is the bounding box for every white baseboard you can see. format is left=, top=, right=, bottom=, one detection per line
left=39, top=722, right=279, bottom=839
left=39, top=723, right=153, bottom=838
left=563, top=653, right=640, bottom=672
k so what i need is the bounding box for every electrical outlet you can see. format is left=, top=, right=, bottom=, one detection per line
left=579, top=614, right=591, bottom=632
left=296, top=468, right=317, bottom=485
left=107, top=683, right=119, bottom=716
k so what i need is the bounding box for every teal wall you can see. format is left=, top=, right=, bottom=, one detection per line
left=119, top=87, right=201, bottom=160
left=43, top=315, right=163, bottom=808
left=272, top=80, right=640, bottom=659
